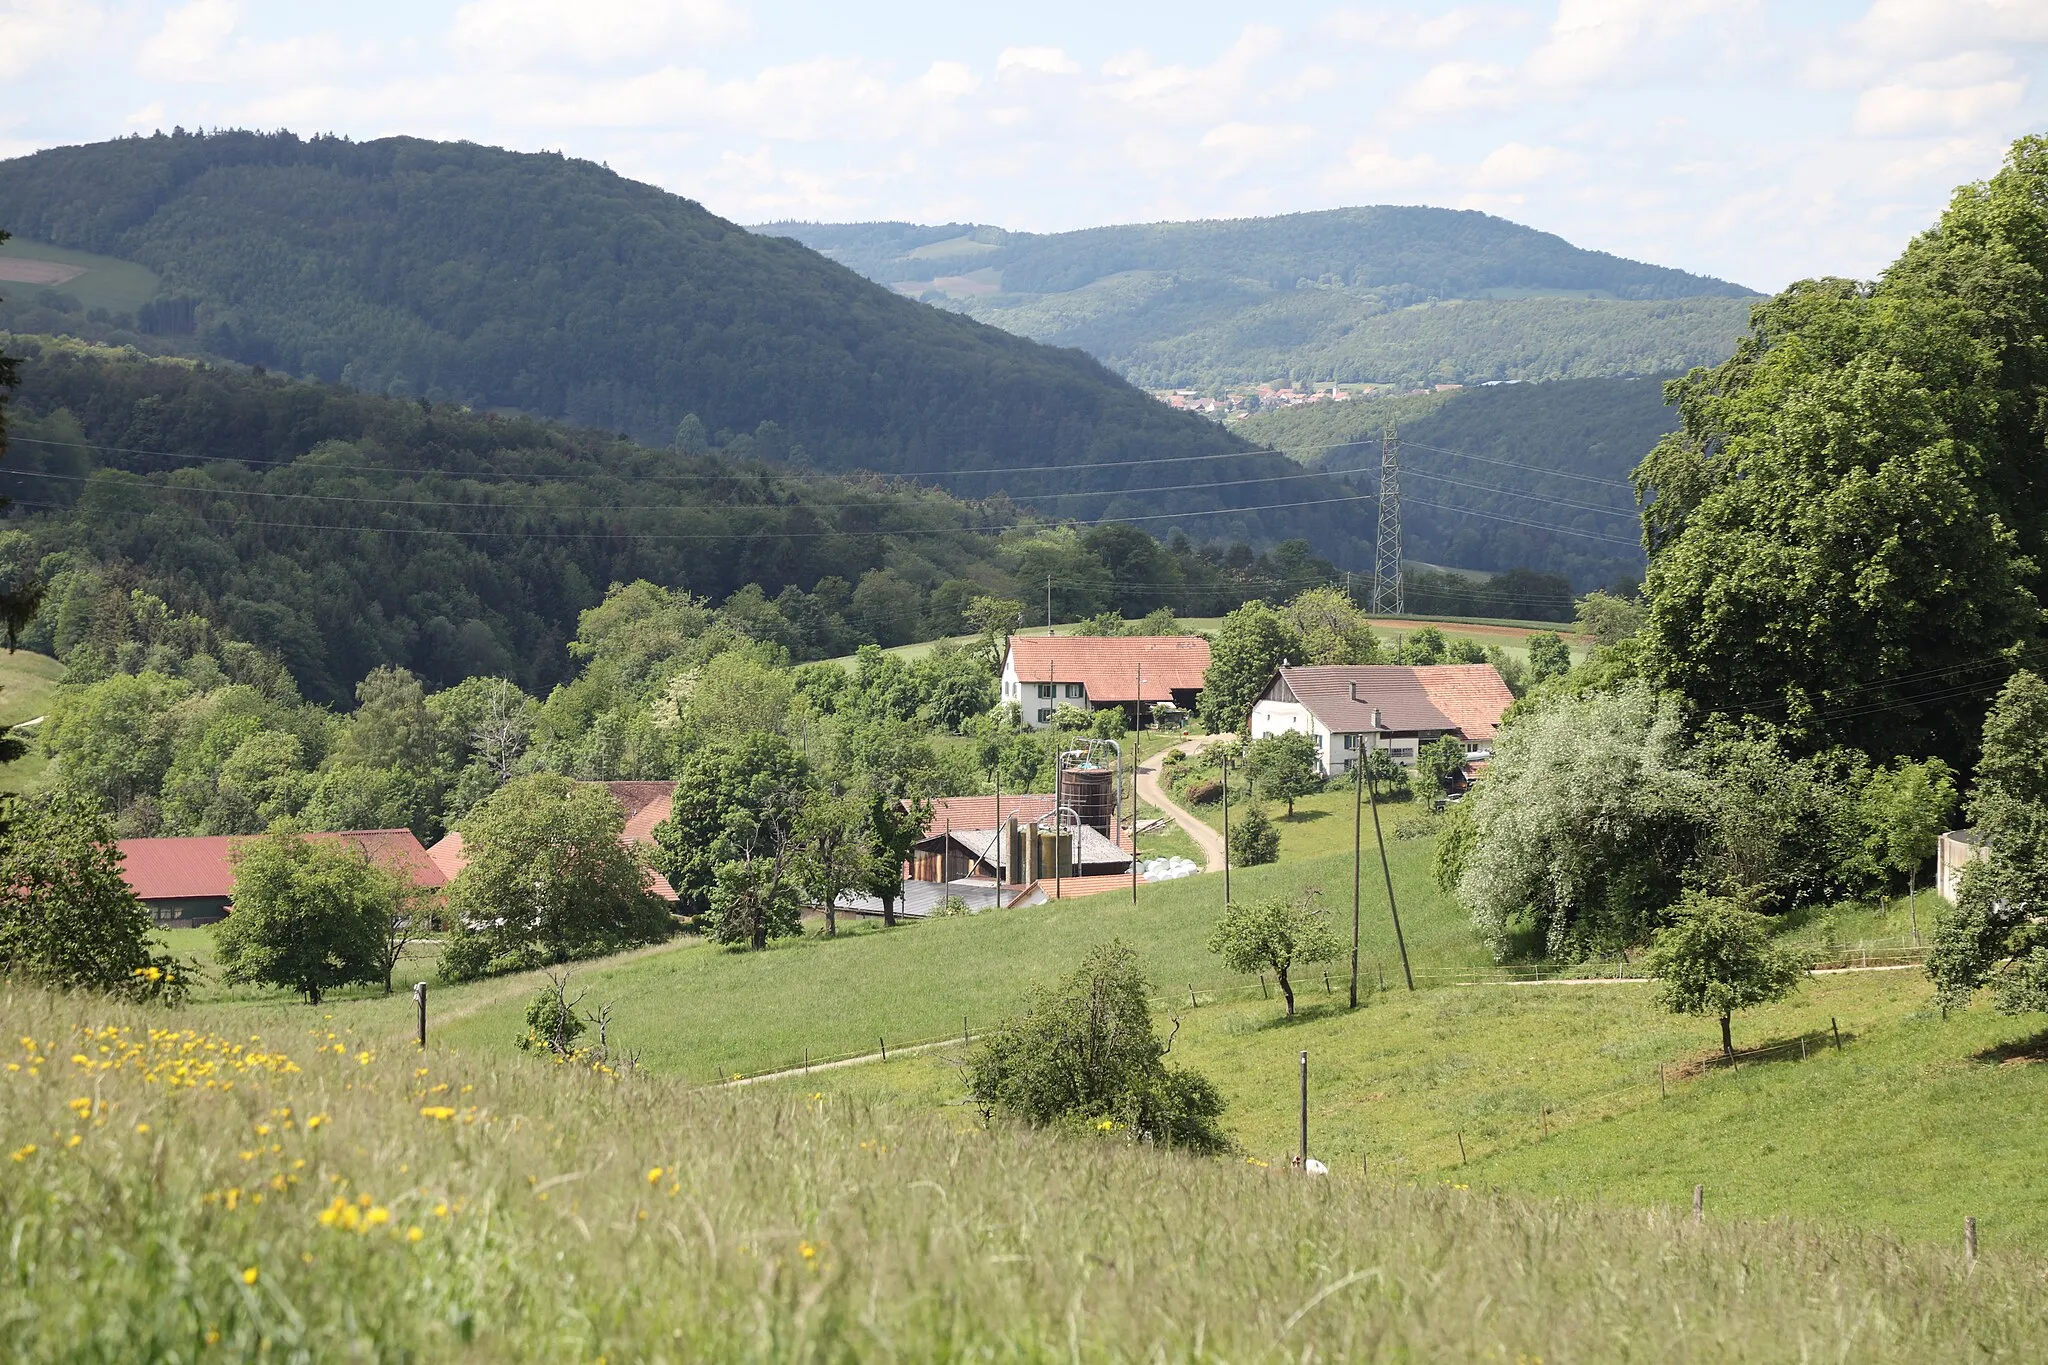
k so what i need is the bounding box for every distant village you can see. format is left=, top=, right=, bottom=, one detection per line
left=1149, top=378, right=1491, bottom=421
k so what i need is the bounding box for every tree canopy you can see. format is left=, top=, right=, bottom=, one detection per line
left=1634, top=135, right=2048, bottom=769
left=214, top=830, right=394, bottom=1004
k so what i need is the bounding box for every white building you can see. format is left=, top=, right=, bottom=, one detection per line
left=1248, top=663, right=1515, bottom=774
left=998, top=635, right=1212, bottom=730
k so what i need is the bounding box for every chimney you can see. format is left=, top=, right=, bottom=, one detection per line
left=1371, top=707, right=1384, bottom=731
left=1348, top=681, right=1359, bottom=703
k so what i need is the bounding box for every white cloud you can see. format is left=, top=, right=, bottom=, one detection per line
left=138, top=0, right=238, bottom=73
left=1472, top=141, right=1582, bottom=187
left=1396, top=60, right=1516, bottom=116
left=1321, top=140, right=1439, bottom=194
left=1848, top=0, right=2048, bottom=59
left=0, top=0, right=98, bottom=80
left=1200, top=120, right=1316, bottom=176
left=997, top=46, right=1077, bottom=76
left=1322, top=6, right=1517, bottom=50
left=1525, top=0, right=1747, bottom=91
left=447, top=0, right=747, bottom=70
left=1854, top=79, right=2026, bottom=136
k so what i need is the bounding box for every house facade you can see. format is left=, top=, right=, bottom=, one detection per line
left=998, top=635, right=1211, bottom=730
left=1248, top=664, right=1515, bottom=774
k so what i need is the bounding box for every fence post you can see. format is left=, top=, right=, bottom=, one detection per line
left=1260, top=973, right=1269, bottom=1000
left=963, top=1016, right=970, bottom=1047
left=1189, top=984, right=1197, bottom=1008
left=413, top=982, right=428, bottom=1049
left=879, top=1037, right=887, bottom=1062
left=1298, top=1051, right=1308, bottom=1168
left=1659, top=1065, right=1666, bottom=1099
left=1694, top=1184, right=1704, bottom=1225
left=1966, top=1216, right=1978, bottom=1268
left=1456, top=1132, right=1466, bottom=1166
left=1832, top=1017, right=1841, bottom=1052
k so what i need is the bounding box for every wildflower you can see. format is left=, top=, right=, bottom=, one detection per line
left=433, top=1203, right=449, bottom=1218
left=365, top=1206, right=391, bottom=1227
left=646, top=1166, right=664, bottom=1185
left=204, top=1328, right=221, bottom=1346
left=799, top=1241, right=819, bottom=1263
left=420, top=1106, right=456, bottom=1121
left=241, top=1266, right=259, bottom=1285
left=136, top=1123, right=151, bottom=1135
left=356, top=1051, right=374, bottom=1065
left=306, top=1115, right=327, bottom=1130
left=67, top=1097, right=93, bottom=1117
left=66, top=1134, right=82, bottom=1149
left=1095, top=1119, right=1116, bottom=1131
left=407, top=1226, right=424, bottom=1243
left=10, top=1144, right=36, bottom=1162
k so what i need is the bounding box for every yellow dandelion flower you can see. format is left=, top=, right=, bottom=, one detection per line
left=799, top=1241, right=818, bottom=1261
left=241, top=1266, right=259, bottom=1285
left=406, top=1225, right=424, bottom=1242
left=646, top=1166, right=664, bottom=1185
left=356, top=1051, right=374, bottom=1065
left=419, top=1106, right=456, bottom=1121
left=204, top=1328, right=221, bottom=1346
left=135, top=1123, right=151, bottom=1135
left=65, top=1135, right=82, bottom=1149
left=433, top=1202, right=449, bottom=1217
left=306, top=1115, right=327, bottom=1130
left=9, top=1144, right=35, bottom=1162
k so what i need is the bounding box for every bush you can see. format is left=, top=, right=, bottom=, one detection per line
left=1228, top=805, right=1280, bottom=867
left=966, top=940, right=1227, bottom=1152
left=1184, top=779, right=1224, bottom=806
left=516, top=980, right=588, bottom=1055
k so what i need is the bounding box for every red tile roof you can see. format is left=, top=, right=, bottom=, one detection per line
left=921, top=794, right=1059, bottom=835
left=1005, top=636, right=1210, bottom=701
left=427, top=781, right=679, bottom=901
left=117, top=830, right=446, bottom=903
left=1413, top=666, right=1517, bottom=742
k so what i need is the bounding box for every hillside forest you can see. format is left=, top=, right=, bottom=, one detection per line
left=0, top=131, right=1367, bottom=560
left=768, top=208, right=1758, bottom=389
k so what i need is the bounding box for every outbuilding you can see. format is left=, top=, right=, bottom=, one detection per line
left=117, top=829, right=446, bottom=928
left=1248, top=663, right=1515, bottom=775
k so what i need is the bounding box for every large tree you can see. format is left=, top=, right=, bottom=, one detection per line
left=1243, top=730, right=1323, bottom=815
left=1199, top=601, right=1302, bottom=734
left=1208, top=892, right=1340, bottom=1017
left=1634, top=135, right=2048, bottom=768
left=0, top=789, right=183, bottom=998
left=1643, top=893, right=1807, bottom=1059
left=215, top=831, right=392, bottom=1004
left=441, top=774, right=672, bottom=979
left=653, top=732, right=811, bottom=920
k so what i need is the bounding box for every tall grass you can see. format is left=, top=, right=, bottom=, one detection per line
left=3, top=984, right=2043, bottom=1361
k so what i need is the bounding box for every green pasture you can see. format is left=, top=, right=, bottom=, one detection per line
left=0, top=237, right=163, bottom=315
left=0, top=649, right=64, bottom=794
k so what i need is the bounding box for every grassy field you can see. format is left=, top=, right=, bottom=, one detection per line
left=0, top=648, right=64, bottom=794
left=783, top=965, right=2047, bottom=1250
left=5, top=982, right=2045, bottom=1361
left=0, top=236, right=163, bottom=314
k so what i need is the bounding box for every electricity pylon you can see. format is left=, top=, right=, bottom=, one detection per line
left=1370, top=424, right=1403, bottom=615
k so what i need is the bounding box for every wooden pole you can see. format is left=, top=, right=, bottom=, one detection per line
left=1298, top=1050, right=1309, bottom=1167
left=413, top=982, right=428, bottom=1049
left=1456, top=1131, right=1466, bottom=1165
left=1221, top=751, right=1232, bottom=906
left=1659, top=1065, right=1666, bottom=1099
left=1966, top=1216, right=1978, bottom=1267
left=1832, top=1017, right=1842, bottom=1052
left=1132, top=667, right=1141, bottom=905
left=1693, top=1184, right=1704, bottom=1224
left=879, top=1037, right=887, bottom=1061
left=1350, top=758, right=1362, bottom=1009
left=1366, top=769, right=1412, bottom=990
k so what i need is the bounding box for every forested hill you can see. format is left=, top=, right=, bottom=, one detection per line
left=763, top=211, right=1758, bottom=389
left=0, top=335, right=1349, bottom=706
left=0, top=130, right=1359, bottom=557
left=1236, top=377, right=1675, bottom=590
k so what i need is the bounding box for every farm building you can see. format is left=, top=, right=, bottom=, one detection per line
left=1248, top=664, right=1515, bottom=775
left=999, top=635, right=1210, bottom=730
left=116, top=829, right=446, bottom=928
left=428, top=780, right=678, bottom=900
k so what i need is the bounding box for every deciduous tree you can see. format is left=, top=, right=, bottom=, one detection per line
left=1244, top=730, right=1323, bottom=815
left=0, top=789, right=184, bottom=998
left=1642, top=893, right=1807, bottom=1058
left=216, top=831, right=393, bottom=1004
left=1200, top=601, right=1301, bottom=734
left=1208, top=892, right=1340, bottom=1016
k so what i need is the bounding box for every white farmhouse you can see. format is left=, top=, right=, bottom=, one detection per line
left=1248, top=663, right=1515, bottom=774
left=999, top=635, right=1211, bottom=731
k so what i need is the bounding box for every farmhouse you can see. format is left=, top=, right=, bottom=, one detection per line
left=1248, top=663, right=1515, bottom=775
left=428, top=780, right=679, bottom=900
left=999, top=635, right=1210, bottom=730
left=116, top=829, right=446, bottom=928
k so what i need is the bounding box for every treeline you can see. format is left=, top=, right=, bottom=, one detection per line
left=1445, top=137, right=2048, bottom=996
left=0, top=130, right=1364, bottom=555
left=0, top=334, right=1342, bottom=706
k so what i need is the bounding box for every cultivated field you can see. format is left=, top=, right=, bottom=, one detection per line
left=0, top=237, right=163, bottom=315
left=5, top=982, right=2044, bottom=1361
left=0, top=648, right=64, bottom=794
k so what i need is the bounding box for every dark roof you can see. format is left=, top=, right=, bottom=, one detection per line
left=1270, top=664, right=1514, bottom=740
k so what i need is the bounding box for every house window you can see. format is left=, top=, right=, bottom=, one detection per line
left=1036, top=708, right=1053, bottom=724
left=1036, top=683, right=1055, bottom=699
left=1064, top=683, right=1084, bottom=699
left=1341, top=733, right=1356, bottom=750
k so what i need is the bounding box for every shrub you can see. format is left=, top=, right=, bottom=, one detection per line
left=1184, top=779, right=1224, bottom=806
left=1228, top=805, right=1280, bottom=867
left=966, top=940, right=1227, bottom=1152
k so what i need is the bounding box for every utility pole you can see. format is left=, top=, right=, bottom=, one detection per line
left=1221, top=750, right=1231, bottom=907
left=1371, top=424, right=1403, bottom=616
left=1367, top=765, right=1413, bottom=990
left=1132, top=665, right=1141, bottom=904
left=1350, top=759, right=1362, bottom=1008
left=1046, top=574, right=1054, bottom=635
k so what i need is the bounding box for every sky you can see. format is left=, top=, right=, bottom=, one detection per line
left=2, top=0, right=2045, bottom=291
